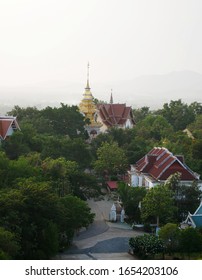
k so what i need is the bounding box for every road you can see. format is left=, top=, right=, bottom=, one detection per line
left=56, top=195, right=142, bottom=260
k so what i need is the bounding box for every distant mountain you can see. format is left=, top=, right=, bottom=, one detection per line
left=109, top=70, right=202, bottom=109
left=0, top=70, right=202, bottom=112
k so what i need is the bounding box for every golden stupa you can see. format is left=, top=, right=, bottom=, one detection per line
left=79, top=63, right=98, bottom=126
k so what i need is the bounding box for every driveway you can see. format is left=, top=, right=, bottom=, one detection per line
left=56, top=195, right=142, bottom=260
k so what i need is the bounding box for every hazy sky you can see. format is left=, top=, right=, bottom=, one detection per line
left=0, top=0, right=202, bottom=106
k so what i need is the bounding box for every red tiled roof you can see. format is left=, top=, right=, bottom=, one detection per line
left=106, top=181, right=118, bottom=190
left=134, top=147, right=198, bottom=181
left=0, top=120, right=12, bottom=139
left=97, top=103, right=134, bottom=127
left=0, top=117, right=20, bottom=140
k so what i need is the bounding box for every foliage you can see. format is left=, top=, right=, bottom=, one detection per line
left=0, top=227, right=20, bottom=259
left=159, top=223, right=181, bottom=254
left=132, top=107, right=150, bottom=123
left=179, top=227, right=202, bottom=258
left=129, top=234, right=164, bottom=259
left=94, top=141, right=128, bottom=177
left=118, top=182, right=146, bottom=221
left=158, top=100, right=202, bottom=131
left=1, top=99, right=201, bottom=259
left=141, top=185, right=175, bottom=226
left=0, top=181, right=94, bottom=259
left=165, top=174, right=202, bottom=221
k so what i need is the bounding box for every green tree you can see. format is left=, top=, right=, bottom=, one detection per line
left=0, top=227, right=20, bottom=259
left=118, top=182, right=146, bottom=222
left=179, top=227, right=202, bottom=258
left=160, top=99, right=195, bottom=131
left=41, top=103, right=86, bottom=138
left=188, top=114, right=202, bottom=139
left=132, top=106, right=150, bottom=123
left=165, top=174, right=202, bottom=221
left=141, top=185, right=175, bottom=227
left=0, top=181, right=61, bottom=259
left=59, top=195, right=95, bottom=246
left=94, top=141, right=128, bottom=177
left=0, top=152, right=10, bottom=188
left=159, top=223, right=180, bottom=254
left=2, top=131, right=30, bottom=159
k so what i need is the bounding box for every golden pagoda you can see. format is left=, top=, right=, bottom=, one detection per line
left=79, top=63, right=102, bottom=137
left=79, top=63, right=97, bottom=125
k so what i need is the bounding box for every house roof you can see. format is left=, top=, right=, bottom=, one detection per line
left=106, top=181, right=118, bottom=190
left=194, top=201, right=202, bottom=215
left=191, top=215, right=202, bottom=228
left=134, top=147, right=199, bottom=181
left=0, top=116, right=20, bottom=140
left=97, top=103, right=134, bottom=127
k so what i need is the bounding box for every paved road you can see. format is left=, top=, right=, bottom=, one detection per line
left=56, top=196, right=142, bottom=260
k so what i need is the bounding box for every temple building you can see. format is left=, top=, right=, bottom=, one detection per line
left=128, top=147, right=202, bottom=189
left=79, top=64, right=135, bottom=137
left=97, top=102, right=135, bottom=133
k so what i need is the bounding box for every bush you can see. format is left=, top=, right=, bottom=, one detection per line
left=179, top=227, right=202, bottom=258
left=159, top=223, right=180, bottom=254
left=0, top=227, right=20, bottom=259
left=129, top=234, right=164, bottom=259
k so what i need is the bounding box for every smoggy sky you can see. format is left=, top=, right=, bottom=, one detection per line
left=0, top=0, right=202, bottom=106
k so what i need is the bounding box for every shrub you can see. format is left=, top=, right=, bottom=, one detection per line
left=159, top=223, right=180, bottom=254
left=179, top=227, right=202, bottom=258
left=129, top=234, right=164, bottom=259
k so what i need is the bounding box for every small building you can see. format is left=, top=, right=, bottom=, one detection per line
left=0, top=116, right=20, bottom=141
left=106, top=181, right=118, bottom=192
left=96, top=103, right=135, bottom=133
left=128, top=147, right=201, bottom=189
left=181, top=201, right=202, bottom=229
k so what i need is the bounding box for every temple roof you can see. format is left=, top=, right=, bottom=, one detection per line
left=97, top=103, right=134, bottom=127
left=133, top=147, right=199, bottom=181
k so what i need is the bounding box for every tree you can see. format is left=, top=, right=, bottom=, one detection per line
left=188, top=114, right=202, bottom=139
left=165, top=174, right=202, bottom=221
left=0, top=152, right=10, bottom=188
left=2, top=131, right=30, bottom=159
left=141, top=185, right=175, bottom=227
left=160, top=99, right=195, bottom=131
left=94, top=141, right=128, bottom=177
left=59, top=195, right=95, bottom=246
left=132, top=107, right=150, bottom=123
left=179, top=227, right=202, bottom=258
left=159, top=223, right=180, bottom=254
left=0, top=180, right=61, bottom=259
left=0, top=227, right=20, bottom=259
left=118, top=182, right=146, bottom=222
left=41, top=103, right=86, bottom=138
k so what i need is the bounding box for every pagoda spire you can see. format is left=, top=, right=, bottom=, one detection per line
left=110, top=89, right=113, bottom=104
left=86, top=62, right=90, bottom=90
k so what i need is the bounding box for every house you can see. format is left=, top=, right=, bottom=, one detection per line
left=128, top=147, right=201, bottom=189
left=0, top=116, right=20, bottom=141
left=96, top=103, right=135, bottom=133
left=181, top=201, right=202, bottom=228
left=106, top=181, right=118, bottom=192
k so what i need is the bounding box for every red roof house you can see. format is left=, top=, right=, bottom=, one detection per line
left=0, top=116, right=20, bottom=141
left=128, top=147, right=201, bottom=188
left=106, top=181, right=118, bottom=191
left=97, top=103, right=135, bottom=132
